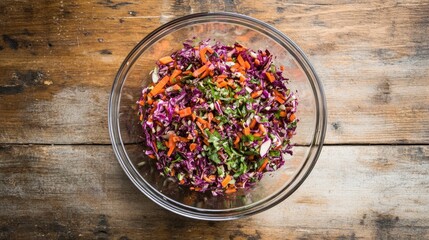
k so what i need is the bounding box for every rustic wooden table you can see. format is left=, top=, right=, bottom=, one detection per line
left=1, top=0, right=428, bottom=239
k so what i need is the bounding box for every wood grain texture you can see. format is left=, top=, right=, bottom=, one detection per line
left=0, top=0, right=428, bottom=144
left=1, top=0, right=428, bottom=239
left=0, top=145, right=428, bottom=239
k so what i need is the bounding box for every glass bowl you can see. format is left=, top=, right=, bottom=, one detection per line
left=108, top=12, right=326, bottom=220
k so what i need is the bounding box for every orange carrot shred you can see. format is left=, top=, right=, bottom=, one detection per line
left=280, top=65, right=285, bottom=71
left=149, top=75, right=170, bottom=96
left=189, top=143, right=197, bottom=151
left=233, top=135, right=240, bottom=147
left=275, top=95, right=285, bottom=104
left=170, top=69, right=182, bottom=83
left=258, top=158, right=269, bottom=172
left=249, top=118, right=257, bottom=129
left=265, top=72, right=275, bottom=83
left=237, top=54, right=245, bottom=67
left=289, top=113, right=296, bottom=122
left=200, top=47, right=208, bottom=63
left=203, top=175, right=212, bottom=182
left=254, top=59, right=260, bottom=65
left=253, top=132, right=262, bottom=137
left=196, top=117, right=209, bottom=128
left=279, top=111, right=287, bottom=117
left=217, top=81, right=228, bottom=88
left=159, top=56, right=173, bottom=64
left=244, top=61, right=250, bottom=69
left=192, top=65, right=208, bottom=77
left=178, top=107, right=192, bottom=118
left=148, top=154, right=156, bottom=159
left=251, top=90, right=263, bottom=99
left=225, top=187, right=237, bottom=194
left=243, top=127, right=251, bottom=136
left=199, top=68, right=210, bottom=79
left=221, top=175, right=232, bottom=188
left=167, top=134, right=176, bottom=156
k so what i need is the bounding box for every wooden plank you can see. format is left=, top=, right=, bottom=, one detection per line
left=0, top=0, right=428, bottom=144
left=0, top=145, right=428, bottom=239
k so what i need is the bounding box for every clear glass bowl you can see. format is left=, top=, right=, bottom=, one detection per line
left=108, top=12, right=327, bottom=220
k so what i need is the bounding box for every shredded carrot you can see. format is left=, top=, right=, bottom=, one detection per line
left=170, top=69, right=182, bottom=83
left=230, top=63, right=240, bottom=72
left=170, top=168, right=175, bottom=176
left=280, top=65, right=285, bottom=71
left=289, top=113, right=296, bottom=121
left=207, top=112, right=214, bottom=128
left=265, top=72, right=275, bottom=83
left=149, top=75, right=170, bottom=96
left=200, top=47, right=208, bottom=63
left=249, top=118, right=257, bottom=129
left=196, top=122, right=205, bottom=132
left=235, top=45, right=246, bottom=52
left=179, top=179, right=185, bottom=185
left=225, top=187, right=237, bottom=194
left=254, top=59, right=260, bottom=65
left=203, top=138, right=209, bottom=145
left=244, top=61, right=250, bottom=70
left=251, top=90, right=263, bottom=99
left=196, top=117, right=209, bottom=128
left=221, top=175, right=232, bottom=188
left=167, top=134, right=176, bottom=157
left=159, top=56, right=173, bottom=64
left=192, top=65, right=208, bottom=77
left=138, top=100, right=145, bottom=106
left=253, top=132, right=262, bottom=137
left=148, top=154, right=156, bottom=159
left=243, top=127, right=251, bottom=135
left=178, top=107, right=192, bottom=118
left=239, top=75, right=246, bottom=83
left=203, top=175, right=212, bottom=182
left=216, top=74, right=228, bottom=81
left=233, top=135, right=240, bottom=147
left=191, top=113, right=197, bottom=121
left=237, top=54, right=245, bottom=67
left=258, top=158, right=269, bottom=172
left=169, top=84, right=181, bottom=91
left=217, top=80, right=228, bottom=88
left=189, top=143, right=197, bottom=151
left=275, top=95, right=285, bottom=104
left=279, top=111, right=287, bottom=117
left=139, top=113, right=143, bottom=121
left=199, top=68, right=210, bottom=79
left=147, top=96, right=153, bottom=105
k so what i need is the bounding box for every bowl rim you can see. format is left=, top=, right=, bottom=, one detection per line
left=108, top=11, right=327, bottom=221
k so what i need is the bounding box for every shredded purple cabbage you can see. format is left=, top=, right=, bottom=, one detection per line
left=137, top=39, right=298, bottom=195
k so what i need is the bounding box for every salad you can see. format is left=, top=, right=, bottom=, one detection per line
left=137, top=39, right=298, bottom=196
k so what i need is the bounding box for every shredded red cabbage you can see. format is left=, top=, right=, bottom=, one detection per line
left=137, top=39, right=298, bottom=196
